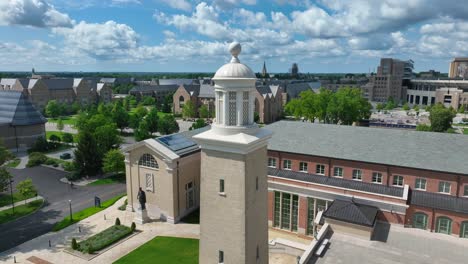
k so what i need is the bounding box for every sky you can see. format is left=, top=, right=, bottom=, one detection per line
left=0, top=0, right=468, bottom=73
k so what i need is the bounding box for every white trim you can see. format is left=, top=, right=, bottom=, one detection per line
left=268, top=175, right=408, bottom=200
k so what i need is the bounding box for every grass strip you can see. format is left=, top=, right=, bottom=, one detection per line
left=52, top=194, right=125, bottom=231
left=0, top=200, right=43, bottom=225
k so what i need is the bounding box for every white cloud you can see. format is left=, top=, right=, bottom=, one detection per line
left=111, top=0, right=141, bottom=5
left=0, top=0, right=73, bottom=28
left=159, top=0, right=191, bottom=12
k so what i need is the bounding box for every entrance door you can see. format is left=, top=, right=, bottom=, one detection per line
left=185, top=182, right=195, bottom=210
left=413, top=213, right=428, bottom=229
left=435, top=217, right=452, bottom=235
left=461, top=222, right=468, bottom=238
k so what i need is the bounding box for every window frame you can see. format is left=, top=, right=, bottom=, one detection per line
left=299, top=162, right=308, bottom=173
left=372, top=172, right=382, bottom=184
left=145, top=173, right=154, bottom=192
left=138, top=153, right=159, bottom=169
left=464, top=185, right=468, bottom=197
left=393, top=175, right=404, bottom=187
left=438, top=181, right=451, bottom=194
left=315, top=164, right=325, bottom=175
left=283, top=159, right=292, bottom=170
left=219, top=179, right=225, bottom=195
left=352, top=169, right=362, bottom=181
left=268, top=157, right=277, bottom=168
left=333, top=167, right=343, bottom=177
left=415, top=178, right=427, bottom=191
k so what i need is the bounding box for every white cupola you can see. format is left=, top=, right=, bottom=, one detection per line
left=211, top=42, right=258, bottom=136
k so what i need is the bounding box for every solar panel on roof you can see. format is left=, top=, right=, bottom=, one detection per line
left=158, top=134, right=197, bottom=152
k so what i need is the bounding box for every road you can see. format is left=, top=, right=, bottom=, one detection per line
left=0, top=166, right=126, bottom=253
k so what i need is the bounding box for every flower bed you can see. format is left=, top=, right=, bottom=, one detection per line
left=76, top=225, right=133, bottom=254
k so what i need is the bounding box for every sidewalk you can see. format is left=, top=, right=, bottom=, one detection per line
left=0, top=196, right=200, bottom=264
left=0, top=196, right=44, bottom=212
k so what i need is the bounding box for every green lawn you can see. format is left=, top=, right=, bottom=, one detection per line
left=0, top=200, right=43, bottom=225
left=46, top=131, right=78, bottom=143
left=0, top=192, right=36, bottom=207
left=5, top=158, right=21, bottom=168
left=52, top=194, right=126, bottom=231
left=47, top=116, right=77, bottom=126
left=464, top=128, right=468, bottom=135
left=114, top=236, right=199, bottom=264
left=88, top=173, right=125, bottom=186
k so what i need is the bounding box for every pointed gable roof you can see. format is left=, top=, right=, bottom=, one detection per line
left=0, top=91, right=47, bottom=126
left=323, top=199, right=378, bottom=227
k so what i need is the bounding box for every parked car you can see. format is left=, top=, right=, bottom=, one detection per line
left=60, top=153, right=71, bottom=160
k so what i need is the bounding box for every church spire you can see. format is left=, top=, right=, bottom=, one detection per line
left=261, top=61, right=268, bottom=78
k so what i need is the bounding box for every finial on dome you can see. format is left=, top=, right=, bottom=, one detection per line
left=229, top=42, right=241, bottom=63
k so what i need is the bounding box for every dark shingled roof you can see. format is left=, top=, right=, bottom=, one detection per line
left=410, top=191, right=468, bottom=214
left=268, top=168, right=404, bottom=197
left=266, top=121, right=468, bottom=175
left=0, top=91, right=47, bottom=126
left=40, top=79, right=74, bottom=90
left=323, top=199, right=378, bottom=227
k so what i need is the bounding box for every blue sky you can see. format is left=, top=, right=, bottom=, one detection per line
left=1, top=0, right=468, bottom=73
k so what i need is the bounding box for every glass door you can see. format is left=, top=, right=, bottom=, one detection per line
left=413, top=213, right=428, bottom=229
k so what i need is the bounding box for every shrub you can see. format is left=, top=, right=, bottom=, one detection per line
left=49, top=134, right=61, bottom=142
left=63, top=162, right=77, bottom=172
left=72, top=238, right=78, bottom=250
left=30, top=137, right=50, bottom=152
left=131, top=222, right=136, bottom=231
left=115, top=217, right=121, bottom=226
left=45, top=158, right=58, bottom=166
left=66, top=171, right=81, bottom=181
left=62, top=133, right=74, bottom=144
left=78, top=225, right=132, bottom=254
left=27, top=152, right=48, bottom=167
left=118, top=199, right=128, bottom=211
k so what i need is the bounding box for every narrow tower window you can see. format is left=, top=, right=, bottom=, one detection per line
left=218, top=250, right=224, bottom=263
left=243, top=91, right=249, bottom=125
left=256, top=177, right=259, bottom=190
left=228, top=91, right=237, bottom=125
left=219, top=179, right=225, bottom=193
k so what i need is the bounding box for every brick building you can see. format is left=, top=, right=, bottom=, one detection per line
left=123, top=120, right=468, bottom=239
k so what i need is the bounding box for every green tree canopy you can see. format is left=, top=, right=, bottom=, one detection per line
left=45, top=100, right=61, bottom=118
left=190, top=119, right=207, bottom=130
left=0, top=168, right=12, bottom=192
left=159, top=115, right=180, bottom=135
left=145, top=108, right=159, bottom=134
left=0, top=141, right=13, bottom=165
left=429, top=103, right=456, bottom=132
left=182, top=100, right=197, bottom=119
left=103, top=149, right=125, bottom=174
left=199, top=104, right=209, bottom=118
left=134, top=105, right=148, bottom=119
left=94, top=124, right=122, bottom=154
left=62, top=133, right=74, bottom=143
left=376, top=103, right=384, bottom=112
left=74, top=130, right=101, bottom=176
left=56, top=117, right=64, bottom=131
left=402, top=103, right=410, bottom=111
left=16, top=178, right=37, bottom=200
left=111, top=101, right=129, bottom=131
left=162, top=94, right=173, bottom=113
left=134, top=120, right=152, bottom=141
left=142, top=96, right=156, bottom=106
left=459, top=104, right=466, bottom=113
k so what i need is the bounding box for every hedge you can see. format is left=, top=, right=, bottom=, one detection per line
left=77, top=225, right=132, bottom=254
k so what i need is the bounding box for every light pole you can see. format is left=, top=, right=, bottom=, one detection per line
left=68, top=200, right=73, bottom=222
left=9, top=180, right=14, bottom=213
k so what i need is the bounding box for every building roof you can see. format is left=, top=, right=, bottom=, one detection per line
left=0, top=78, right=17, bottom=86
left=156, top=126, right=210, bottom=156
left=411, top=191, right=468, bottom=214
left=0, top=91, right=47, bottom=126
left=158, top=79, right=195, bottom=86
left=323, top=199, right=378, bottom=227
left=199, top=84, right=215, bottom=98
left=40, top=79, right=74, bottom=90
left=268, top=168, right=404, bottom=197
left=130, top=84, right=179, bottom=93
left=266, top=121, right=468, bottom=175
left=213, top=43, right=256, bottom=80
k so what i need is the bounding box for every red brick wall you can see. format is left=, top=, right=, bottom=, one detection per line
left=267, top=150, right=466, bottom=197
left=406, top=205, right=468, bottom=236
left=298, top=196, right=308, bottom=231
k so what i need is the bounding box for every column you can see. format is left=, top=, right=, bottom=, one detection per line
left=298, top=196, right=308, bottom=235
left=237, top=90, right=243, bottom=126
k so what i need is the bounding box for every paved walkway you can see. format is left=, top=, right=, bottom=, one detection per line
left=45, top=123, right=77, bottom=134
left=0, top=197, right=200, bottom=264
left=0, top=196, right=44, bottom=212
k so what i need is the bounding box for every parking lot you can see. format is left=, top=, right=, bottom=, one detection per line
left=312, top=223, right=468, bottom=264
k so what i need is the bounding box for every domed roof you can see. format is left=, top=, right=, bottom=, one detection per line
left=213, top=42, right=256, bottom=80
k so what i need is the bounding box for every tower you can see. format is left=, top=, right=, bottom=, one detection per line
left=194, top=42, right=272, bottom=264
left=262, top=61, right=268, bottom=78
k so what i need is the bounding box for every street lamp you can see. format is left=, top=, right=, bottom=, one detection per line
left=68, top=200, right=73, bottom=222
left=9, top=180, right=14, bottom=214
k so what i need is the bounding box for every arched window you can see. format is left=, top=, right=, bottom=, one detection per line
left=460, top=221, right=468, bottom=238
left=179, top=96, right=185, bottom=109
left=413, top=212, right=428, bottom=230
left=435, top=216, right=452, bottom=235
left=138, top=154, right=159, bottom=169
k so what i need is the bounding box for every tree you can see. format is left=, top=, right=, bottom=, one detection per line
left=376, top=103, right=384, bottom=112
left=0, top=141, right=13, bottom=165
left=16, top=179, right=37, bottom=202
left=199, top=104, right=209, bottom=118
left=284, top=98, right=303, bottom=119
left=429, top=103, right=456, bottom=132
left=402, top=103, right=410, bottom=111
left=94, top=124, right=122, bottom=155
left=413, top=105, right=420, bottom=112
left=30, top=137, right=50, bottom=152
left=45, top=100, right=61, bottom=118
left=190, top=119, right=207, bottom=130
left=142, top=96, right=156, bottom=106
left=162, top=94, right=173, bottom=113
left=182, top=100, right=197, bottom=119
left=158, top=115, right=179, bottom=135
left=49, top=134, right=61, bottom=142
left=56, top=117, right=64, bottom=132
left=62, top=133, right=74, bottom=144
left=134, top=105, right=148, bottom=119
left=145, top=108, right=159, bottom=134
left=134, top=120, right=152, bottom=141
left=71, top=102, right=81, bottom=114
left=111, top=101, right=129, bottom=131
left=416, top=124, right=431, bottom=132
left=74, top=130, right=101, bottom=176
left=459, top=104, right=466, bottom=114
left=102, top=149, right=125, bottom=174
left=0, top=168, right=12, bottom=193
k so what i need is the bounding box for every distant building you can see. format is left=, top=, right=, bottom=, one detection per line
left=0, top=91, right=46, bottom=151
left=261, top=61, right=268, bottom=78
left=449, top=58, right=468, bottom=78
left=366, top=58, right=414, bottom=103
left=290, top=63, right=299, bottom=78
left=129, top=84, right=179, bottom=104
left=407, top=79, right=468, bottom=110
left=419, top=70, right=441, bottom=79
